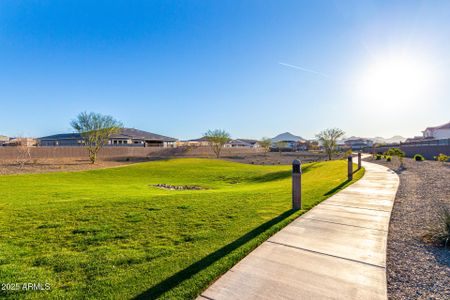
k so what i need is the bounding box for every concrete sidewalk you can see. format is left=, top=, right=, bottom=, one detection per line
left=197, top=160, right=399, bottom=300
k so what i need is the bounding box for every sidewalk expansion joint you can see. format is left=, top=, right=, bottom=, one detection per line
left=303, top=217, right=388, bottom=232
left=266, top=240, right=386, bottom=269
left=321, top=203, right=391, bottom=213
left=317, top=206, right=390, bottom=217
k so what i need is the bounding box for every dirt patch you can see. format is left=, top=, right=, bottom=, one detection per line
left=0, top=150, right=335, bottom=176
left=0, top=158, right=139, bottom=175
left=151, top=184, right=208, bottom=191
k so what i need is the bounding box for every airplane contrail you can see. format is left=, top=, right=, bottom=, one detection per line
left=279, top=62, right=329, bottom=78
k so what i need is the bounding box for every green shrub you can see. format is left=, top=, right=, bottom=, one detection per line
left=434, top=153, right=449, bottom=162
left=387, top=148, right=405, bottom=157
left=342, top=149, right=353, bottom=159
left=413, top=154, right=425, bottom=161
left=375, top=154, right=382, bottom=160
left=387, top=148, right=406, bottom=167
left=424, top=207, right=450, bottom=248
left=386, top=156, right=392, bottom=162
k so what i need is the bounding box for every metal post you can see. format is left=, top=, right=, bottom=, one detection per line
left=292, top=159, right=302, bottom=210
left=348, top=155, right=353, bottom=181
left=358, top=151, right=362, bottom=170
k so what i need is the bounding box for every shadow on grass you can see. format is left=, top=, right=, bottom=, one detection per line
left=301, top=162, right=320, bottom=174
left=249, top=171, right=291, bottom=182
left=132, top=209, right=296, bottom=300
left=353, top=167, right=362, bottom=174
left=248, top=162, right=321, bottom=183
left=323, top=168, right=363, bottom=196
left=323, top=177, right=356, bottom=196
left=323, top=179, right=352, bottom=196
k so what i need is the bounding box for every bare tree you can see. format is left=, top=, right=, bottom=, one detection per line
left=306, top=140, right=319, bottom=151
left=315, top=128, right=345, bottom=160
left=276, top=141, right=287, bottom=156
left=387, top=147, right=406, bottom=168
left=258, top=137, right=272, bottom=156
left=204, top=129, right=231, bottom=158
left=15, top=138, right=31, bottom=168
left=71, top=112, right=123, bottom=164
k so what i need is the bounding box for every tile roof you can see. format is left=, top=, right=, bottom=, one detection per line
left=424, top=121, right=450, bottom=131
left=236, top=139, right=258, bottom=144
left=39, top=128, right=177, bottom=142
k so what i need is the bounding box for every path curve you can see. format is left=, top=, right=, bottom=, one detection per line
left=197, top=160, right=399, bottom=300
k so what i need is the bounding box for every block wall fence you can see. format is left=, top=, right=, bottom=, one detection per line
left=368, top=145, right=450, bottom=160
left=0, top=146, right=263, bottom=160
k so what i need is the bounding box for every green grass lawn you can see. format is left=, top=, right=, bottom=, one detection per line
left=0, top=158, right=364, bottom=299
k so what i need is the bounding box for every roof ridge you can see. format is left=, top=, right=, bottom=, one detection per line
left=425, top=120, right=450, bottom=130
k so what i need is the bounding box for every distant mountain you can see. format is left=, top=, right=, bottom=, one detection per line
left=372, top=135, right=406, bottom=144
left=341, top=135, right=406, bottom=144
left=271, top=132, right=306, bottom=143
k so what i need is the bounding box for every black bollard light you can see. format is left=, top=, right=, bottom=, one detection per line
left=348, top=155, right=353, bottom=181
left=292, top=159, right=302, bottom=210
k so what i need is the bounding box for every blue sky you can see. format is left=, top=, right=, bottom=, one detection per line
left=0, top=0, right=449, bottom=140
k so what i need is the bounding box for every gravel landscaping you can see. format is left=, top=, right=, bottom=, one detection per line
left=366, top=156, right=450, bottom=299
left=151, top=183, right=208, bottom=190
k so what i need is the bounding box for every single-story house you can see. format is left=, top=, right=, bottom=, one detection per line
left=176, top=137, right=211, bottom=147
left=271, top=132, right=307, bottom=151
left=38, top=128, right=177, bottom=148
left=422, top=121, right=450, bottom=140
left=404, top=136, right=434, bottom=143
left=4, top=138, right=37, bottom=147
left=0, top=135, right=9, bottom=146
left=224, top=139, right=260, bottom=148
left=344, top=138, right=374, bottom=150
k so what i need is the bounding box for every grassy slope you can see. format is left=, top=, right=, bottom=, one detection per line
left=0, top=158, right=364, bottom=299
